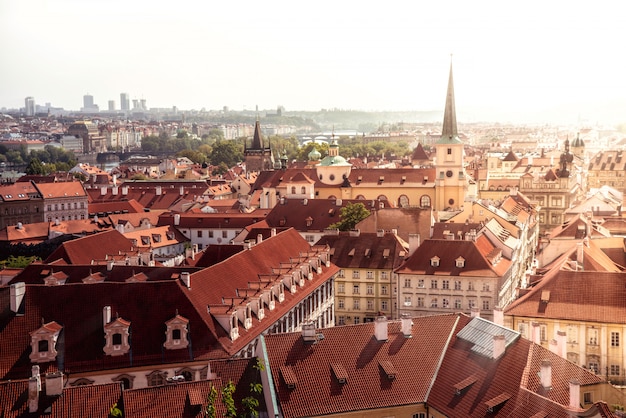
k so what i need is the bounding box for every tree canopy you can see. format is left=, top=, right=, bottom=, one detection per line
left=328, top=202, right=371, bottom=231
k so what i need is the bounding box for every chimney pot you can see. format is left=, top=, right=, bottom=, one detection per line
left=181, top=271, right=191, bottom=289
left=103, top=305, right=111, bottom=327
left=493, top=334, right=506, bottom=359
left=401, top=313, right=412, bottom=337
left=569, top=379, right=580, bottom=408
left=492, top=306, right=504, bottom=326
left=374, top=316, right=388, bottom=341
left=540, top=360, right=552, bottom=389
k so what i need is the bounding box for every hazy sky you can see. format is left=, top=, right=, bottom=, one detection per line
left=2, top=1, right=625, bottom=124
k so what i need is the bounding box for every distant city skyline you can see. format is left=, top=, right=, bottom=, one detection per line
left=2, top=1, right=626, bottom=125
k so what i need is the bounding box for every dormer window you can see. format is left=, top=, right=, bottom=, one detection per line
left=104, top=317, right=131, bottom=356
left=30, top=321, right=63, bottom=363
left=456, top=257, right=465, bottom=268
left=163, top=314, right=190, bottom=350
left=44, top=271, right=68, bottom=286
left=431, top=256, right=440, bottom=267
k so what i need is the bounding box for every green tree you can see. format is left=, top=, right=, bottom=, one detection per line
left=209, top=140, right=243, bottom=168
left=25, top=157, right=46, bottom=175
left=297, top=142, right=329, bottom=161
left=329, top=202, right=371, bottom=231
left=204, top=384, right=218, bottom=418
left=221, top=380, right=237, bottom=418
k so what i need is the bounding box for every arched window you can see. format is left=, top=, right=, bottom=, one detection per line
left=112, top=333, right=122, bottom=346
left=355, top=195, right=366, bottom=200
left=291, top=186, right=296, bottom=194
left=38, top=340, right=49, bottom=353
left=301, top=186, right=306, bottom=194
left=377, top=195, right=388, bottom=201
left=398, top=195, right=409, bottom=207
left=420, top=195, right=431, bottom=208
left=147, top=371, right=166, bottom=387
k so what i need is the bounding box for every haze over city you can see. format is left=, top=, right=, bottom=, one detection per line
left=2, top=0, right=626, bottom=125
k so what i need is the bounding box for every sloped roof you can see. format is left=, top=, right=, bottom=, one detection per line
left=0, top=380, right=122, bottom=418
left=316, top=231, right=407, bottom=270
left=89, top=198, right=145, bottom=215
left=356, top=207, right=432, bottom=244
left=263, top=314, right=461, bottom=417
left=0, top=280, right=225, bottom=380
left=44, top=229, right=134, bottom=264
left=505, top=254, right=626, bottom=323
left=34, top=181, right=87, bottom=199
left=395, top=238, right=510, bottom=278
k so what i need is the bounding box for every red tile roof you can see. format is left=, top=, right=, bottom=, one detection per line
left=34, top=181, right=87, bottom=198
left=44, top=229, right=135, bottom=264
left=263, top=314, right=461, bottom=417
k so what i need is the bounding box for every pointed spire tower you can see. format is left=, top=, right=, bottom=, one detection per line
left=434, top=56, right=466, bottom=211
left=244, top=115, right=274, bottom=172
left=438, top=57, right=461, bottom=144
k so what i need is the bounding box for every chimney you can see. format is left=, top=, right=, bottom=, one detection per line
left=45, top=372, right=63, bottom=396
left=112, top=186, right=118, bottom=195
left=116, top=223, right=124, bottom=233
left=28, top=376, right=40, bottom=413
left=103, top=305, right=111, bottom=327
left=408, top=233, right=421, bottom=256
left=112, top=174, right=117, bottom=185
left=257, top=233, right=263, bottom=244
left=174, top=214, right=181, bottom=226
left=549, top=339, right=558, bottom=354
left=377, top=229, right=384, bottom=237
left=531, top=322, right=541, bottom=344
left=156, top=185, right=162, bottom=196
left=576, top=242, right=584, bottom=269
left=16, top=222, right=22, bottom=230
left=271, top=228, right=276, bottom=237
left=556, top=330, right=566, bottom=357
left=180, top=185, right=184, bottom=196
left=569, top=379, right=580, bottom=409
left=100, top=186, right=107, bottom=196
left=10, top=282, right=25, bottom=313
left=493, top=334, right=506, bottom=359
left=374, top=316, right=388, bottom=341
left=492, top=306, right=504, bottom=326
left=54, top=218, right=60, bottom=226
left=540, top=360, right=552, bottom=389
left=510, top=187, right=518, bottom=196
left=401, top=313, right=413, bottom=338
left=301, top=322, right=317, bottom=343
left=122, top=186, right=128, bottom=195
left=181, top=271, right=191, bottom=289
left=303, top=198, right=308, bottom=205
left=335, top=198, right=342, bottom=206
left=470, top=307, right=481, bottom=318
left=106, top=259, right=114, bottom=271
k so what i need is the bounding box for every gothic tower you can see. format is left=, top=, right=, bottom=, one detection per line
left=244, top=118, right=274, bottom=172
left=435, top=59, right=466, bottom=211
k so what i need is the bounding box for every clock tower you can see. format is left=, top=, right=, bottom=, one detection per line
left=435, top=59, right=466, bottom=211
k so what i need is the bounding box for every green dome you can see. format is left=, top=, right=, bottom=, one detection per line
left=319, top=155, right=350, bottom=166
left=308, top=148, right=322, bottom=161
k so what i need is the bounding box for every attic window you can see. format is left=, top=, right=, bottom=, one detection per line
left=103, top=317, right=131, bottom=356
left=29, top=321, right=63, bottom=363
left=163, top=314, right=190, bottom=350
left=364, top=248, right=371, bottom=257
left=378, top=360, right=396, bottom=380
left=431, top=256, right=440, bottom=267
left=331, top=363, right=348, bottom=384
left=280, top=366, right=298, bottom=389
left=166, top=231, right=175, bottom=240
left=541, top=290, right=550, bottom=303
left=453, top=374, right=477, bottom=395
left=401, top=176, right=406, bottom=184
left=382, top=249, right=390, bottom=258
left=141, top=236, right=150, bottom=245
left=378, top=176, right=384, bottom=184
left=456, top=257, right=465, bottom=268
left=152, top=234, right=161, bottom=243
left=357, top=175, right=363, bottom=184
left=348, top=248, right=355, bottom=257
left=485, top=392, right=511, bottom=412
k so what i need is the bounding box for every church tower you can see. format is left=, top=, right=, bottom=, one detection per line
left=244, top=117, right=274, bottom=172
left=435, top=59, right=466, bottom=211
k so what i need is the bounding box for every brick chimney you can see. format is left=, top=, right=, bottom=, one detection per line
left=569, top=379, right=580, bottom=409
left=493, top=335, right=506, bottom=359
left=556, top=330, right=566, bottom=358
left=45, top=372, right=63, bottom=396
left=540, top=360, right=552, bottom=390
left=492, top=306, right=503, bottom=326
left=401, top=313, right=413, bottom=338
left=408, top=234, right=421, bottom=256
left=374, top=316, right=388, bottom=342
left=103, top=305, right=111, bottom=327
left=181, top=272, right=191, bottom=289
left=10, top=282, right=25, bottom=313
left=531, top=322, right=541, bottom=344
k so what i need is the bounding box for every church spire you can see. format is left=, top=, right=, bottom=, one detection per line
left=251, top=115, right=263, bottom=149
left=438, top=56, right=461, bottom=144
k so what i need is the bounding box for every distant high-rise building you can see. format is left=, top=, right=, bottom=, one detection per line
left=140, top=98, right=146, bottom=110
left=24, top=96, right=35, bottom=116
left=132, top=99, right=139, bottom=110
left=83, top=94, right=94, bottom=109
left=120, top=93, right=129, bottom=111
left=108, top=100, right=115, bottom=111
